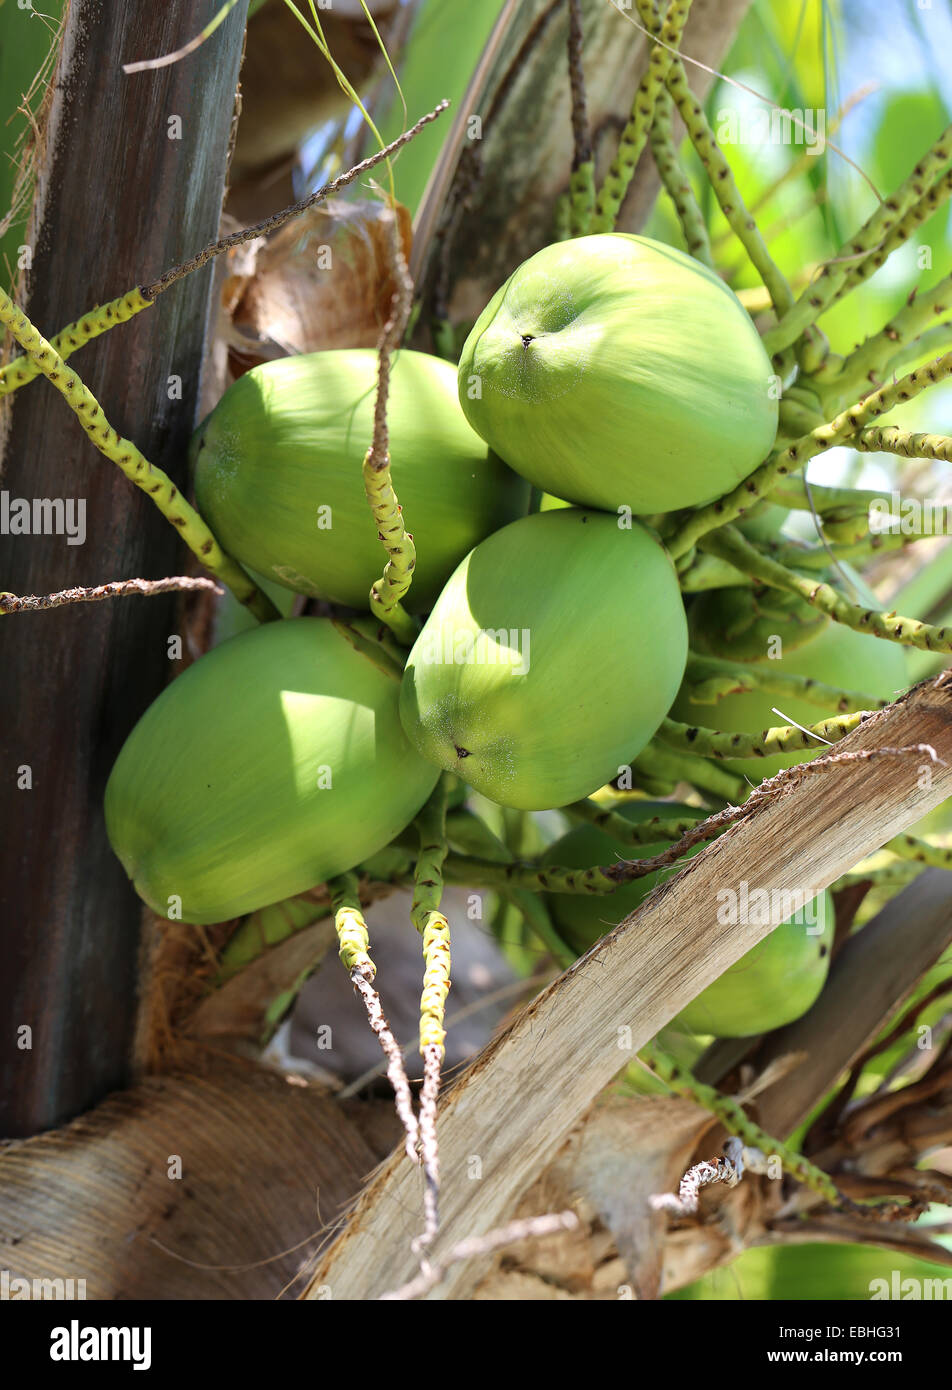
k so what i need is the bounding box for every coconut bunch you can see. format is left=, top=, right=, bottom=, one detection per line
left=106, top=234, right=769, bottom=921
left=6, top=1, right=952, bottom=1288
left=89, top=9, right=952, bottom=1235
left=102, top=225, right=885, bottom=1060
left=104, top=193, right=952, bottom=1018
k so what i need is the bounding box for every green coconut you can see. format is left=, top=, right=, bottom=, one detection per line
left=676, top=889, right=835, bottom=1037
left=105, top=618, right=439, bottom=925
left=457, top=233, right=778, bottom=514
left=540, top=800, right=707, bottom=951
left=673, top=569, right=909, bottom=779
left=398, top=508, right=688, bottom=810
left=541, top=803, right=834, bottom=1036
left=191, top=349, right=529, bottom=611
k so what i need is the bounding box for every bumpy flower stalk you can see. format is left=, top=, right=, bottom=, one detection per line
left=566, top=0, right=595, bottom=237
left=715, top=86, right=874, bottom=244
left=818, top=273, right=952, bottom=404
left=763, top=125, right=952, bottom=358
left=633, top=741, right=746, bottom=801
left=590, top=0, right=695, bottom=234
left=836, top=860, right=922, bottom=889
left=703, top=525, right=952, bottom=654
left=667, top=349, right=952, bottom=560
left=364, top=211, right=418, bottom=645
left=329, top=872, right=420, bottom=1164
left=661, top=52, right=794, bottom=318
left=634, top=0, right=712, bottom=268
left=0, top=288, right=151, bottom=397
left=767, top=528, right=917, bottom=569
left=831, top=164, right=952, bottom=314
left=450, top=846, right=719, bottom=895
left=444, top=853, right=618, bottom=896
left=412, top=778, right=453, bottom=1056
left=658, top=710, right=867, bottom=760
left=565, top=798, right=705, bottom=845
left=329, top=872, right=375, bottom=975
left=888, top=324, right=952, bottom=381
left=854, top=425, right=952, bottom=465
left=767, top=476, right=880, bottom=517
left=0, top=287, right=279, bottom=623
left=454, top=806, right=745, bottom=898
left=649, top=88, right=714, bottom=266
left=553, top=193, right=573, bottom=242
left=363, top=451, right=417, bottom=643
left=641, top=1042, right=849, bottom=1210
left=411, top=777, right=453, bottom=1244
left=882, top=834, right=952, bottom=869
left=0, top=575, right=221, bottom=614
left=568, top=167, right=596, bottom=239
left=683, top=653, right=887, bottom=714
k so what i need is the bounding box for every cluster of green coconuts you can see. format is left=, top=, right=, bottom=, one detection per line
left=105, top=233, right=899, bottom=1038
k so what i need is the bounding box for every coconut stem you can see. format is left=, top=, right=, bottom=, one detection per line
left=416, top=1042, right=443, bottom=1247
left=702, top=525, right=952, bottom=654
left=649, top=87, right=714, bottom=267
left=666, top=348, right=952, bottom=560
left=410, top=777, right=453, bottom=1246
left=815, top=273, right=952, bottom=405
left=0, top=574, right=221, bottom=614
left=682, top=653, right=889, bottom=715
left=795, top=183, right=952, bottom=378
left=590, top=0, right=695, bottom=235
left=641, top=1042, right=853, bottom=1212
left=568, top=165, right=597, bottom=239
left=836, top=860, right=922, bottom=890
left=854, top=425, right=952, bottom=465
left=658, top=10, right=794, bottom=318
left=882, top=834, right=952, bottom=870
left=329, top=873, right=420, bottom=1165
left=411, top=776, right=453, bottom=1057
left=362, top=448, right=418, bottom=643
left=364, top=209, right=419, bottom=645
left=763, top=125, right=952, bottom=358
left=328, top=872, right=376, bottom=975
left=834, top=164, right=952, bottom=309
left=658, top=710, right=868, bottom=761
left=0, top=288, right=151, bottom=397
left=766, top=477, right=877, bottom=518
left=565, top=798, right=706, bottom=844
left=444, top=853, right=618, bottom=896
left=0, top=286, right=280, bottom=624
left=566, top=0, right=595, bottom=237
left=633, top=740, right=747, bottom=800
left=764, top=529, right=920, bottom=570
